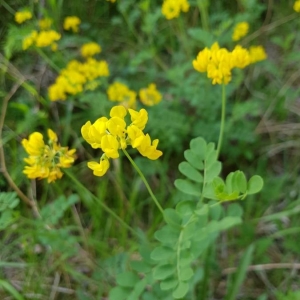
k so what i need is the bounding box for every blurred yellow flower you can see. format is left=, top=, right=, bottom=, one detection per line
left=107, top=82, right=137, bottom=108
left=35, top=30, right=61, bottom=47
left=80, top=42, right=102, bottom=58
left=249, top=45, right=267, bottom=63
left=232, top=22, right=249, bottom=41
left=82, top=106, right=162, bottom=177
left=162, top=0, right=190, bottom=20
left=15, top=11, right=32, bottom=24
left=294, top=0, right=300, bottom=12
left=139, top=83, right=162, bottom=106
left=38, top=18, right=53, bottom=30
left=22, top=129, right=76, bottom=183
left=22, top=30, right=38, bottom=50
left=63, top=16, right=81, bottom=32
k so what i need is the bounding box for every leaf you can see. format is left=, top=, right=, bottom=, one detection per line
left=206, top=161, right=222, bottom=182
left=235, top=171, right=247, bottom=193
left=0, top=192, right=20, bottom=212
left=179, top=162, right=203, bottom=183
left=151, top=246, right=175, bottom=261
left=225, top=244, right=255, bottom=300
left=153, top=264, right=175, bottom=280
left=155, top=225, right=180, bottom=244
left=180, top=267, right=194, bottom=281
left=130, top=260, right=151, bottom=273
left=227, top=203, right=243, bottom=217
left=163, top=208, right=182, bottom=229
left=247, top=175, right=264, bottom=195
left=160, top=278, right=178, bottom=291
left=174, top=179, right=201, bottom=197
left=109, top=286, right=130, bottom=300
left=176, top=201, right=196, bottom=217
left=190, top=137, right=206, bottom=160
left=187, top=28, right=214, bottom=46
left=0, top=279, right=25, bottom=300
left=184, top=150, right=204, bottom=170
left=172, top=281, right=189, bottom=299
left=116, top=272, right=139, bottom=288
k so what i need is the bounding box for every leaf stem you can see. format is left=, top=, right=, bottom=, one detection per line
left=217, top=83, right=226, bottom=157
left=64, top=169, right=138, bottom=236
left=122, top=149, right=164, bottom=215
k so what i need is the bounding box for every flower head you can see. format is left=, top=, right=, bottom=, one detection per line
left=38, top=18, right=53, bottom=30
left=294, top=0, right=300, bottom=12
left=22, top=129, right=76, bottom=183
left=249, top=45, right=267, bottom=63
left=82, top=106, right=162, bottom=177
left=63, top=16, right=81, bottom=32
left=232, top=22, right=249, bottom=41
left=139, top=84, right=162, bottom=106
left=161, top=0, right=190, bottom=20
left=107, top=82, right=136, bottom=108
left=15, top=11, right=32, bottom=24
left=80, top=42, right=102, bottom=58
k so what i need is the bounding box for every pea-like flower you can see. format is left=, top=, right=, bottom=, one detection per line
left=81, top=42, right=102, bottom=58
left=22, top=129, right=76, bottom=183
left=82, top=106, right=162, bottom=177
left=232, top=22, right=249, bottom=41
left=107, top=82, right=137, bottom=108
left=161, top=0, right=190, bottom=20
left=139, top=84, right=162, bottom=106
left=193, top=42, right=267, bottom=85
left=15, top=11, right=32, bottom=24
left=63, top=16, right=81, bottom=32
left=294, top=0, right=300, bottom=12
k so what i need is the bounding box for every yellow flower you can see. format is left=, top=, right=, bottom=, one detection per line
left=231, top=45, right=250, bottom=69
left=139, top=84, right=162, bottom=106
left=22, top=30, right=38, bottom=50
left=193, top=48, right=212, bottom=73
left=162, top=0, right=190, bottom=20
left=107, top=82, right=137, bottom=108
left=88, top=156, right=110, bottom=176
left=80, top=42, right=102, bottom=58
left=63, top=16, right=81, bottom=32
left=38, top=18, right=53, bottom=30
left=294, top=0, right=300, bottom=12
left=232, top=22, right=249, bottom=41
left=35, top=30, right=61, bottom=48
left=249, top=45, right=267, bottom=63
left=22, top=130, right=76, bottom=183
left=81, top=105, right=162, bottom=177
left=15, top=11, right=32, bottom=24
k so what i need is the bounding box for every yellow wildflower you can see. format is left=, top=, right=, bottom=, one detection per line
left=232, top=22, right=249, bottom=41
left=80, top=42, right=102, bottom=58
left=249, top=45, right=267, bottom=63
left=63, top=16, right=81, bottom=32
left=161, top=0, right=190, bottom=20
left=82, top=106, right=162, bottom=177
left=231, top=45, right=250, bottom=69
left=15, top=11, right=32, bottom=24
left=22, top=30, right=38, bottom=50
left=22, top=129, right=76, bottom=183
left=107, top=82, right=137, bottom=108
left=294, top=0, right=300, bottom=12
left=35, top=30, right=61, bottom=48
left=38, top=18, right=53, bottom=30
left=139, top=84, right=162, bottom=106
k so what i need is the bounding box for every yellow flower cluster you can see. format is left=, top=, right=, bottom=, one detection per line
left=22, top=129, right=76, bottom=183
left=161, top=0, right=190, bottom=20
left=232, top=22, right=249, bottom=41
left=193, top=42, right=267, bottom=85
left=38, top=18, right=53, bottom=30
left=22, top=30, right=61, bottom=50
left=15, top=11, right=32, bottom=24
left=139, top=84, right=162, bottom=106
left=107, top=82, right=137, bottom=108
left=48, top=58, right=109, bottom=101
left=81, top=106, right=163, bottom=177
left=80, top=42, right=102, bottom=58
left=294, top=0, right=300, bottom=12
left=63, top=16, right=81, bottom=32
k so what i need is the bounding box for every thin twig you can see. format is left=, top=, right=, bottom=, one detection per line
left=222, top=263, right=300, bottom=275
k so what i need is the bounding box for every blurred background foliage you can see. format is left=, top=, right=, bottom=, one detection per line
left=1, top=0, right=300, bottom=299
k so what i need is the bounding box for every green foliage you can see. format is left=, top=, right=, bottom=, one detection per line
left=0, top=192, right=20, bottom=230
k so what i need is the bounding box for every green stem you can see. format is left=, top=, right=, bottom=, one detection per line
left=217, top=83, right=226, bottom=157
left=35, top=48, right=61, bottom=72
left=64, top=169, right=137, bottom=236
left=122, top=149, right=164, bottom=215
left=196, top=0, right=210, bottom=32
